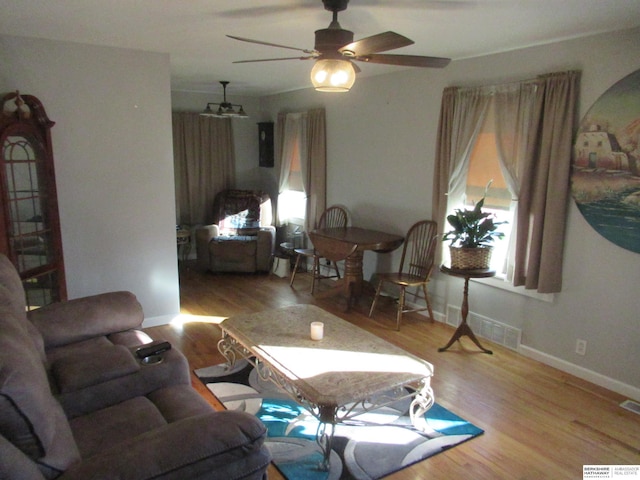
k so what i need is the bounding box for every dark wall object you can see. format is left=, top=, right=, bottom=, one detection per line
left=258, top=122, right=274, bottom=168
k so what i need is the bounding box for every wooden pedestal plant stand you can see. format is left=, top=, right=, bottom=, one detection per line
left=441, top=188, right=506, bottom=353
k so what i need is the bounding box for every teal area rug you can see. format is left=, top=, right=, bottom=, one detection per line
left=195, top=360, right=483, bottom=480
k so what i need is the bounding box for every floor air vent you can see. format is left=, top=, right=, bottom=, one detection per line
left=620, top=399, right=640, bottom=415
left=445, top=305, right=521, bottom=351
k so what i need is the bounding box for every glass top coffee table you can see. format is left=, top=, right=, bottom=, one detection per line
left=218, top=304, right=435, bottom=470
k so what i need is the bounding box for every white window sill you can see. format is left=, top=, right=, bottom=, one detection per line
left=470, top=275, right=555, bottom=303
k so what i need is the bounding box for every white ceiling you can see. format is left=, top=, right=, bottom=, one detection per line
left=1, top=0, right=640, bottom=97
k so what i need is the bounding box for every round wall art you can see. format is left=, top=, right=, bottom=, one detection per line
left=571, top=68, right=640, bottom=254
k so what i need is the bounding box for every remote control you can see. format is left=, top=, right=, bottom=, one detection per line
left=136, top=341, right=172, bottom=359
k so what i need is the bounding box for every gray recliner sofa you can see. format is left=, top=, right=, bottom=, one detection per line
left=0, top=254, right=271, bottom=480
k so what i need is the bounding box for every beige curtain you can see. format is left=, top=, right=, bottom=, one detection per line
left=513, top=71, right=580, bottom=293
left=304, top=108, right=327, bottom=232
left=275, top=108, right=326, bottom=231
left=432, top=86, right=491, bottom=262
left=172, top=112, right=235, bottom=226
left=493, top=82, right=538, bottom=280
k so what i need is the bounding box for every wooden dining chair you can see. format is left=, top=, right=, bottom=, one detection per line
left=290, top=206, right=348, bottom=293
left=368, top=220, right=438, bottom=330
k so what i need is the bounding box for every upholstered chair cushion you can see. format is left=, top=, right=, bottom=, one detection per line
left=62, top=386, right=270, bottom=480
left=0, top=434, right=46, bottom=480
left=51, top=345, right=140, bottom=393
left=214, top=190, right=263, bottom=236
left=0, top=254, right=27, bottom=317
left=0, top=255, right=46, bottom=361
left=0, top=308, right=80, bottom=479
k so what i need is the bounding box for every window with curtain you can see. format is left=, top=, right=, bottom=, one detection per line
left=277, top=113, right=306, bottom=225
left=433, top=71, right=580, bottom=293
left=464, top=101, right=513, bottom=275
left=276, top=109, right=327, bottom=231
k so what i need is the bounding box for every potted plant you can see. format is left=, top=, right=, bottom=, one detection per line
left=443, top=182, right=506, bottom=270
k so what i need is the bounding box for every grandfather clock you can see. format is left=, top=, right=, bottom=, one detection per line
left=0, top=92, right=66, bottom=308
left=258, top=122, right=274, bottom=167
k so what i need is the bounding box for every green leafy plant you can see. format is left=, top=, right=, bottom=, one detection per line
left=443, top=183, right=507, bottom=248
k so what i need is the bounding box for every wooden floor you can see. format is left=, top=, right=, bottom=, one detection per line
left=145, top=262, right=640, bottom=480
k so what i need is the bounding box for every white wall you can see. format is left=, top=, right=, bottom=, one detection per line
left=256, top=27, right=640, bottom=398
left=0, top=35, right=180, bottom=323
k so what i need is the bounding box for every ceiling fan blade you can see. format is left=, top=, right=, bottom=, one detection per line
left=233, top=56, right=315, bottom=64
left=218, top=4, right=317, bottom=18
left=355, top=53, right=451, bottom=68
left=219, top=1, right=474, bottom=17
left=355, top=0, right=476, bottom=9
left=339, top=31, right=413, bottom=56
left=227, top=35, right=317, bottom=55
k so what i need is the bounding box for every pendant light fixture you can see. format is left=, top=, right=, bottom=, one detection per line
left=200, top=81, right=248, bottom=118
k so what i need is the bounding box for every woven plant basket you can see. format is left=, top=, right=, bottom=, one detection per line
left=450, top=246, right=493, bottom=270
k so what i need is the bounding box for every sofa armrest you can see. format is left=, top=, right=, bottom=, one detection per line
left=256, top=226, right=276, bottom=272
left=27, top=291, right=144, bottom=349
left=59, top=411, right=271, bottom=480
left=196, top=224, right=220, bottom=268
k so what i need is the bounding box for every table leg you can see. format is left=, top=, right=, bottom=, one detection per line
left=409, top=379, right=435, bottom=432
left=217, top=333, right=239, bottom=367
left=344, top=251, right=364, bottom=297
left=314, top=251, right=361, bottom=310
left=315, top=405, right=338, bottom=471
left=439, top=276, right=493, bottom=354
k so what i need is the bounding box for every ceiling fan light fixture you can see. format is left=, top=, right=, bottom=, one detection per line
left=311, top=59, right=356, bottom=92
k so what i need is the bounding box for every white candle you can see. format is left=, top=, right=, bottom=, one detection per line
left=310, top=321, right=324, bottom=340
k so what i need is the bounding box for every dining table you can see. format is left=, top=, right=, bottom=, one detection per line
left=310, top=226, right=404, bottom=303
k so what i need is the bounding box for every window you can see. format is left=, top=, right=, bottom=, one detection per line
left=277, top=113, right=306, bottom=225
left=278, top=190, right=306, bottom=224
left=464, top=103, right=513, bottom=276
left=276, top=109, right=326, bottom=232
left=279, top=138, right=306, bottom=223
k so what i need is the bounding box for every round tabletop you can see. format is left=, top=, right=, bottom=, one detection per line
left=311, top=227, right=404, bottom=253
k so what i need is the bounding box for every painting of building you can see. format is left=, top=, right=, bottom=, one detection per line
left=571, top=68, right=640, bottom=254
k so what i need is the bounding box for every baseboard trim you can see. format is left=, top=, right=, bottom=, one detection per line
left=142, top=314, right=176, bottom=328
left=518, top=345, right=640, bottom=402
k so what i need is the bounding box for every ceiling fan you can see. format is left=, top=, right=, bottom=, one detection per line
left=227, top=0, right=451, bottom=92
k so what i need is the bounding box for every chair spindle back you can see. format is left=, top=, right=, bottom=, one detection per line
left=399, top=220, right=438, bottom=281
left=317, top=206, right=348, bottom=230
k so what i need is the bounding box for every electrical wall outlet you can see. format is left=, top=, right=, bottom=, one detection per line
left=575, top=339, right=587, bottom=355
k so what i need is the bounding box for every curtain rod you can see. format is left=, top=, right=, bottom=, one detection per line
left=449, top=70, right=579, bottom=92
